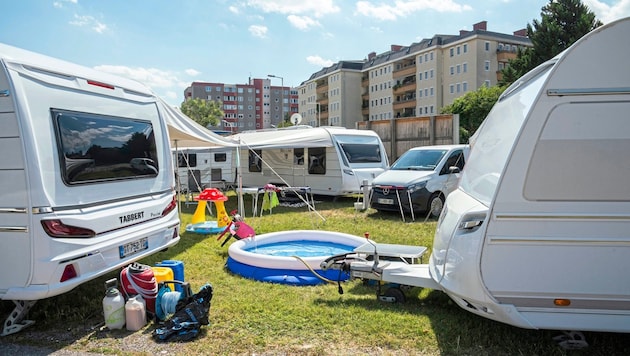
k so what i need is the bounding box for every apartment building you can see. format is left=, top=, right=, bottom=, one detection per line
left=184, top=77, right=297, bottom=132
left=298, top=21, right=531, bottom=126
left=297, top=61, right=364, bottom=128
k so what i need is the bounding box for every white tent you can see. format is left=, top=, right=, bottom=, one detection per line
left=158, top=98, right=238, bottom=149
left=227, top=125, right=344, bottom=149
left=157, top=98, right=244, bottom=216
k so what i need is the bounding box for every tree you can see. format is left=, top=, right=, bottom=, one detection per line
left=500, top=0, right=602, bottom=86
left=180, top=98, right=224, bottom=128
left=441, top=85, right=506, bottom=143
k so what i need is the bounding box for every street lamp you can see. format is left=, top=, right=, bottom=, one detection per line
left=267, top=74, right=284, bottom=127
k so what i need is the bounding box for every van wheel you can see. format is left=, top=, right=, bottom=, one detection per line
left=427, top=193, right=445, bottom=218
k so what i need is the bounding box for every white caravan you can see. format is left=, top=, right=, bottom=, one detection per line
left=324, top=18, right=630, bottom=336
left=174, top=147, right=236, bottom=192
left=230, top=126, right=389, bottom=196
left=0, top=43, right=180, bottom=335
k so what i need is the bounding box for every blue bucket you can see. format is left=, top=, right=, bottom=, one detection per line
left=155, top=260, right=185, bottom=293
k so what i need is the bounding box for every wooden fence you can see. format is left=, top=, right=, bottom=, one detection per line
left=356, top=114, right=459, bottom=162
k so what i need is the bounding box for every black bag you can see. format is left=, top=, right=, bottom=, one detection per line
left=152, top=283, right=213, bottom=342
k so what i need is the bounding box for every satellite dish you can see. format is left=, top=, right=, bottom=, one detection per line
left=290, top=113, right=302, bottom=125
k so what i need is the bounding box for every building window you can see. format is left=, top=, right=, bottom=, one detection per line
left=457, top=46, right=460, bottom=55
left=450, top=84, right=454, bottom=94
left=484, top=60, right=490, bottom=71
left=205, top=86, right=212, bottom=92
left=485, top=42, right=490, bottom=51
left=450, top=48, right=454, bottom=57
left=463, top=62, right=468, bottom=73
left=463, top=44, right=468, bottom=53
left=450, top=66, right=454, bottom=75
left=430, top=52, right=433, bottom=60
left=456, top=64, right=461, bottom=74
left=463, top=82, right=468, bottom=92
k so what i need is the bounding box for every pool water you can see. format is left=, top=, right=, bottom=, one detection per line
left=245, top=240, right=355, bottom=258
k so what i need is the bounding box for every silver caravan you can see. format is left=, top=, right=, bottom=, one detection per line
left=0, top=43, right=180, bottom=335
left=231, top=126, right=389, bottom=196
left=324, top=18, right=630, bottom=336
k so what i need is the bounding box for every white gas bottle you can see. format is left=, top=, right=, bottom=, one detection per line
left=125, top=294, right=147, bottom=331
left=102, top=278, right=125, bottom=330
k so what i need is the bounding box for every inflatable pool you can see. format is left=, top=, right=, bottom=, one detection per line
left=226, top=230, right=367, bottom=286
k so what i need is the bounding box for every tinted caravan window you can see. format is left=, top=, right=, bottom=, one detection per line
left=178, top=153, right=197, bottom=168
left=249, top=149, right=262, bottom=172
left=52, top=109, right=159, bottom=184
left=308, top=147, right=326, bottom=175
left=335, top=135, right=383, bottom=164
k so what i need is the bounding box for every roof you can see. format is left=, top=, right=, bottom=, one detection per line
left=228, top=126, right=381, bottom=149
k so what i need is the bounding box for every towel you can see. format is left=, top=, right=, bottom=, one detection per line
left=261, top=191, right=280, bottom=211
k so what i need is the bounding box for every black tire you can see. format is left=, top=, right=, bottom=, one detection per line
left=384, top=287, right=406, bottom=303
left=427, top=193, right=445, bottom=218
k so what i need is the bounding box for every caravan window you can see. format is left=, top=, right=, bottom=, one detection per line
left=308, top=147, right=326, bottom=175
left=458, top=64, right=552, bottom=205
left=249, top=150, right=262, bottom=172
left=294, top=148, right=304, bottom=165
left=214, top=153, right=227, bottom=162
left=52, top=108, right=159, bottom=185
left=335, top=135, right=383, bottom=164
left=178, top=153, right=197, bottom=168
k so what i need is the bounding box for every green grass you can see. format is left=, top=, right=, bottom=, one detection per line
left=1, top=193, right=630, bottom=355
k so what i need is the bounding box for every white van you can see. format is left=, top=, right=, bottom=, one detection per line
left=0, top=43, right=180, bottom=335
left=324, top=18, right=630, bottom=337
left=231, top=126, right=389, bottom=196
left=370, top=144, right=468, bottom=219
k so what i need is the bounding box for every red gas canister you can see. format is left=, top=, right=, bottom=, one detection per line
left=120, top=263, right=158, bottom=314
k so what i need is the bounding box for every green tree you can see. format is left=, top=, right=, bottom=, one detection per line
left=500, top=0, right=602, bottom=86
left=180, top=98, right=224, bottom=128
left=441, top=85, right=506, bottom=143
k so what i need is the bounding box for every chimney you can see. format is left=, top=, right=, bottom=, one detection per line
left=473, top=21, right=487, bottom=31
left=513, top=28, right=528, bottom=37
left=368, top=51, right=376, bottom=60
left=459, top=30, right=469, bottom=36
left=391, top=44, right=403, bottom=52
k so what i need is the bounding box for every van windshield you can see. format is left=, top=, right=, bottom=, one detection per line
left=459, top=64, right=552, bottom=205
left=53, top=109, right=159, bottom=184
left=390, top=149, right=447, bottom=171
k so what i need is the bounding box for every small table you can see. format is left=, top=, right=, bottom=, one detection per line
left=238, top=187, right=264, bottom=217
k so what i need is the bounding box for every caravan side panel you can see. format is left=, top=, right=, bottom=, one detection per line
left=0, top=110, right=31, bottom=290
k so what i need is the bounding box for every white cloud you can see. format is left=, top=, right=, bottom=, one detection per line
left=355, top=0, right=472, bottom=21
left=69, top=14, right=108, bottom=34
left=94, top=65, right=178, bottom=89
left=185, top=68, right=201, bottom=76
left=249, top=24, right=268, bottom=38
left=583, top=0, right=630, bottom=24
left=53, top=0, right=78, bottom=8
left=228, top=5, right=240, bottom=14
left=287, top=15, right=320, bottom=30
left=306, top=55, right=334, bottom=67
left=246, top=0, right=340, bottom=18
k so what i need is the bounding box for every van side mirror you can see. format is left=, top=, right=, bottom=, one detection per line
left=448, top=166, right=461, bottom=174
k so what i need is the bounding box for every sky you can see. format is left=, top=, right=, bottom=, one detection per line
left=2, top=0, right=629, bottom=107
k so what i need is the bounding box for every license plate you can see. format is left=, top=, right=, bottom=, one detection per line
left=119, top=237, right=148, bottom=259
left=378, top=198, right=394, bottom=205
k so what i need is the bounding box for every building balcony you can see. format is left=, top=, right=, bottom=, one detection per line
left=497, top=50, right=517, bottom=62
left=393, top=81, right=416, bottom=95
left=393, top=64, right=416, bottom=78
left=393, top=98, right=416, bottom=111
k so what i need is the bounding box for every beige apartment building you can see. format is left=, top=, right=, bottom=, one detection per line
left=297, top=21, right=531, bottom=128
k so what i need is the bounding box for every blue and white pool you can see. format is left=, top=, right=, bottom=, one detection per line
left=226, top=230, right=366, bottom=286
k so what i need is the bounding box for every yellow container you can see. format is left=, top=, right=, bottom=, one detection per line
left=151, top=267, right=175, bottom=291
